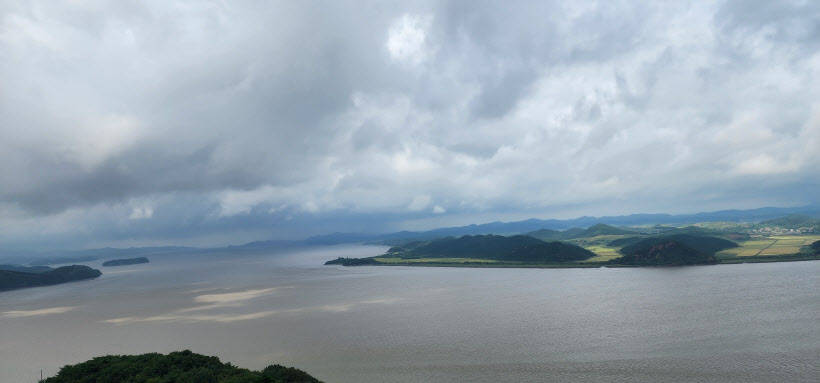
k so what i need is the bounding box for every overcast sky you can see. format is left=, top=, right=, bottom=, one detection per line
left=1, top=0, right=818, bottom=250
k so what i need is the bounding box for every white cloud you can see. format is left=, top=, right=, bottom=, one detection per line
left=1, top=1, right=819, bottom=248
left=386, top=14, right=433, bottom=66
left=733, top=154, right=800, bottom=176
left=129, top=205, right=153, bottom=220
left=408, top=195, right=432, bottom=211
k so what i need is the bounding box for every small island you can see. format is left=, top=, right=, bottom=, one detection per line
left=102, top=257, right=150, bottom=266
left=42, top=350, right=322, bottom=383
left=0, top=265, right=102, bottom=291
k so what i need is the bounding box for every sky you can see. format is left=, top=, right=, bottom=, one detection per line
left=1, top=0, right=818, bottom=250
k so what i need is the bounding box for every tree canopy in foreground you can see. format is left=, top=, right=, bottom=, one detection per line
left=43, top=350, right=322, bottom=383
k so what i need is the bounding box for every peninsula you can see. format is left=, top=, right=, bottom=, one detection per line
left=326, top=219, right=820, bottom=268
left=0, top=265, right=102, bottom=291
left=102, top=257, right=149, bottom=266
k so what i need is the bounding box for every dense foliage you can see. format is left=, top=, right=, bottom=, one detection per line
left=610, top=239, right=717, bottom=266
left=324, top=257, right=380, bottom=266
left=606, top=236, right=643, bottom=247
left=759, top=214, right=819, bottom=229
left=0, top=264, right=53, bottom=273
left=558, top=228, right=586, bottom=238
left=0, top=265, right=101, bottom=291
left=650, top=225, right=720, bottom=236
left=527, top=224, right=635, bottom=241
left=812, top=240, right=820, bottom=254
left=392, top=234, right=545, bottom=259
left=328, top=234, right=598, bottom=265
left=42, top=350, right=321, bottom=383
left=619, top=234, right=737, bottom=256
left=102, top=257, right=150, bottom=266
left=572, top=223, right=637, bottom=237
left=524, top=228, right=564, bottom=240
left=502, top=242, right=596, bottom=262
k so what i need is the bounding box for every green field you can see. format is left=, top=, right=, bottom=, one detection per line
left=717, top=235, right=820, bottom=257
left=567, top=235, right=627, bottom=262
left=580, top=245, right=622, bottom=262
left=568, top=235, right=632, bottom=247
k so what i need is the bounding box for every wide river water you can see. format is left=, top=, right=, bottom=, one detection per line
left=1, top=245, right=818, bottom=382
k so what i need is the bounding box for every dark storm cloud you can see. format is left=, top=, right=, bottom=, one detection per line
left=0, top=0, right=818, bottom=249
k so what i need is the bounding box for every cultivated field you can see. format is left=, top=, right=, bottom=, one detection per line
left=581, top=246, right=621, bottom=262
left=717, top=235, right=820, bottom=257
left=569, top=235, right=630, bottom=262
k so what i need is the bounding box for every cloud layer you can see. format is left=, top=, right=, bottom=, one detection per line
left=1, top=1, right=818, bottom=249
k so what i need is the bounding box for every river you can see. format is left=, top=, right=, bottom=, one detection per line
left=1, top=244, right=817, bottom=382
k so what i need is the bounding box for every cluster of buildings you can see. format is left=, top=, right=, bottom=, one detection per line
left=749, top=226, right=818, bottom=235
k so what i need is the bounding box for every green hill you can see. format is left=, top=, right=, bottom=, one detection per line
left=525, top=228, right=565, bottom=240
left=610, top=234, right=737, bottom=266
left=503, top=242, right=596, bottom=262
left=0, top=265, right=102, bottom=291
left=43, top=350, right=321, bottom=383
left=0, top=264, right=53, bottom=273
left=102, top=257, right=149, bottom=266
left=606, top=236, right=644, bottom=247
left=527, top=224, right=636, bottom=241
left=610, top=239, right=717, bottom=266
left=394, top=234, right=545, bottom=259
left=760, top=214, right=819, bottom=228
left=655, top=225, right=720, bottom=236
left=329, top=234, right=598, bottom=265
left=571, top=223, right=636, bottom=238
left=609, top=234, right=737, bottom=254
left=560, top=227, right=586, bottom=238
left=619, top=234, right=737, bottom=256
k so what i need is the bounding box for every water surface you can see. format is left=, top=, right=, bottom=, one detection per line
left=1, top=245, right=817, bottom=382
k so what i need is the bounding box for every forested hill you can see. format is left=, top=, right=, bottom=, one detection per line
left=619, top=234, right=738, bottom=256
left=0, top=265, right=101, bottom=291
left=503, top=242, right=596, bottom=262
left=102, top=257, right=149, bottom=266
left=609, top=234, right=738, bottom=266
left=357, top=234, right=597, bottom=263
left=759, top=214, right=820, bottom=229
left=610, top=239, right=717, bottom=266
left=0, top=264, right=53, bottom=273
left=43, top=350, right=322, bottom=383
left=526, top=223, right=636, bottom=240
left=392, top=234, right=545, bottom=259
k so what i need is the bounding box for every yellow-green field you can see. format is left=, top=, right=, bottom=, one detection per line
left=568, top=235, right=632, bottom=247
left=717, top=235, right=820, bottom=257
left=580, top=246, right=622, bottom=262
left=375, top=257, right=505, bottom=264
left=568, top=235, right=629, bottom=262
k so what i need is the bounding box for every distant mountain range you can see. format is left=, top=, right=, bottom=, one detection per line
left=2, top=205, right=818, bottom=265
left=307, top=205, right=820, bottom=245
left=526, top=223, right=636, bottom=241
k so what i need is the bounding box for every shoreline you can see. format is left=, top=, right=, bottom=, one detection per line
left=329, top=253, right=820, bottom=269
